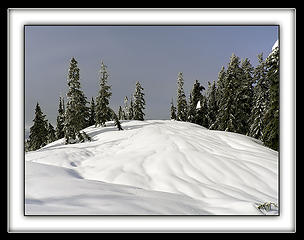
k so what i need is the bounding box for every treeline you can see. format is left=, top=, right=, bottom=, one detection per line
left=25, top=58, right=145, bottom=151
left=170, top=47, right=279, bottom=151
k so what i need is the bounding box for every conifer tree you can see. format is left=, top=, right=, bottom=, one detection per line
left=133, top=81, right=145, bottom=121
left=123, top=96, right=129, bottom=120
left=176, top=72, right=188, bottom=121
left=129, top=97, right=134, bottom=120
left=170, top=98, right=177, bottom=120
left=88, top=97, right=96, bottom=126
left=118, top=106, right=123, bottom=120
left=235, top=58, right=254, bottom=134
left=27, top=102, right=49, bottom=151
left=206, top=81, right=218, bottom=128
left=47, top=123, right=56, bottom=144
left=215, top=66, right=226, bottom=107
left=249, top=53, right=269, bottom=139
left=188, top=80, right=205, bottom=124
left=95, top=61, right=112, bottom=126
left=196, top=95, right=209, bottom=128
left=210, top=67, right=225, bottom=130
left=55, top=96, right=65, bottom=139
left=64, top=57, right=89, bottom=144
left=213, top=54, right=241, bottom=132
left=262, top=46, right=279, bottom=151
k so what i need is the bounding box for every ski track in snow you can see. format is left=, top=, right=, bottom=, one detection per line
left=25, top=120, right=278, bottom=215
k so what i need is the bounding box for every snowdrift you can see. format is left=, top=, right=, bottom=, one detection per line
left=25, top=120, right=278, bottom=215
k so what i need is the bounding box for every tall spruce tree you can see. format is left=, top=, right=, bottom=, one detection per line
left=170, top=98, right=177, bottom=120
left=88, top=97, right=96, bottom=126
left=95, top=61, right=112, bottom=126
left=262, top=46, right=279, bottom=151
left=123, top=96, right=129, bottom=120
left=27, top=102, right=49, bottom=151
left=133, top=81, right=145, bottom=121
left=235, top=58, right=254, bottom=135
left=197, top=95, right=209, bottom=128
left=215, top=66, right=226, bottom=106
left=118, top=106, right=123, bottom=120
left=55, top=96, right=65, bottom=139
left=213, top=54, right=241, bottom=132
left=187, top=80, right=205, bottom=124
left=129, top=97, right=134, bottom=120
left=47, top=123, right=56, bottom=144
left=64, top=57, right=89, bottom=144
left=206, top=81, right=218, bottom=128
left=176, top=72, right=188, bottom=121
left=249, top=53, right=269, bottom=140
left=210, top=67, right=226, bottom=130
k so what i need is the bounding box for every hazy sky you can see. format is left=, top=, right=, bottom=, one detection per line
left=25, top=25, right=278, bottom=129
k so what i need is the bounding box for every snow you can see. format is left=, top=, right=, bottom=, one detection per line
left=196, top=100, right=201, bottom=109
left=272, top=39, right=279, bottom=51
left=25, top=120, right=278, bottom=215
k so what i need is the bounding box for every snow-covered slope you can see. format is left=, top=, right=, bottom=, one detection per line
left=25, top=120, right=278, bottom=215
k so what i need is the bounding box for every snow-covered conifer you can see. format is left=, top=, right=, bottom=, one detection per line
left=235, top=58, right=254, bottom=135
left=27, top=102, right=49, bottom=151
left=95, top=61, right=112, bottom=127
left=170, top=98, right=177, bottom=120
left=118, top=106, right=123, bottom=120
left=88, top=97, right=96, bottom=126
left=249, top=53, right=269, bottom=139
left=47, top=123, right=56, bottom=144
left=129, top=97, right=134, bottom=120
left=55, top=96, right=65, bottom=139
left=206, top=81, right=218, bottom=128
left=64, top=57, right=89, bottom=144
left=262, top=46, right=279, bottom=150
left=176, top=72, right=188, bottom=121
left=133, top=81, right=145, bottom=121
left=213, top=54, right=241, bottom=132
left=188, top=80, right=205, bottom=124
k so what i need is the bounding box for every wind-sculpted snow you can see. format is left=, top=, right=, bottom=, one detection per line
left=25, top=120, right=278, bottom=215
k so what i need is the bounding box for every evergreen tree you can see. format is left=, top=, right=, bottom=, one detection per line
left=27, top=102, right=49, bottom=151
left=47, top=123, right=56, bottom=144
left=262, top=46, right=279, bottom=151
left=235, top=58, right=254, bottom=134
left=133, top=81, right=145, bottom=121
left=196, top=95, right=209, bottom=128
left=206, top=81, right=218, bottom=128
left=129, top=97, right=134, bottom=120
left=176, top=72, right=188, bottom=121
left=215, top=66, right=226, bottom=107
left=249, top=53, right=269, bottom=139
left=88, top=97, right=96, bottom=126
left=188, top=80, right=205, bottom=124
left=55, top=96, right=65, bottom=139
left=118, top=106, right=123, bottom=120
left=213, top=54, right=241, bottom=132
left=64, top=57, right=89, bottom=144
left=210, top=67, right=226, bottom=130
left=95, top=61, right=112, bottom=126
left=170, top=98, right=177, bottom=120
left=123, top=96, right=129, bottom=120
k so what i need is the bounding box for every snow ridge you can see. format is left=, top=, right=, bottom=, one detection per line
left=25, top=120, right=278, bottom=215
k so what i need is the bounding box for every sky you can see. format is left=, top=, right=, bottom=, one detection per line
left=25, top=25, right=278, bottom=131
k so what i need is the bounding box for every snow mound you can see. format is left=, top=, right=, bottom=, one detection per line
left=25, top=120, right=278, bottom=215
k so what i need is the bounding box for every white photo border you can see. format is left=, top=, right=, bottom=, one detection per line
left=8, top=8, right=296, bottom=233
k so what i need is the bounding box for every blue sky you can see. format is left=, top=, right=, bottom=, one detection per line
left=25, top=25, right=278, bottom=129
